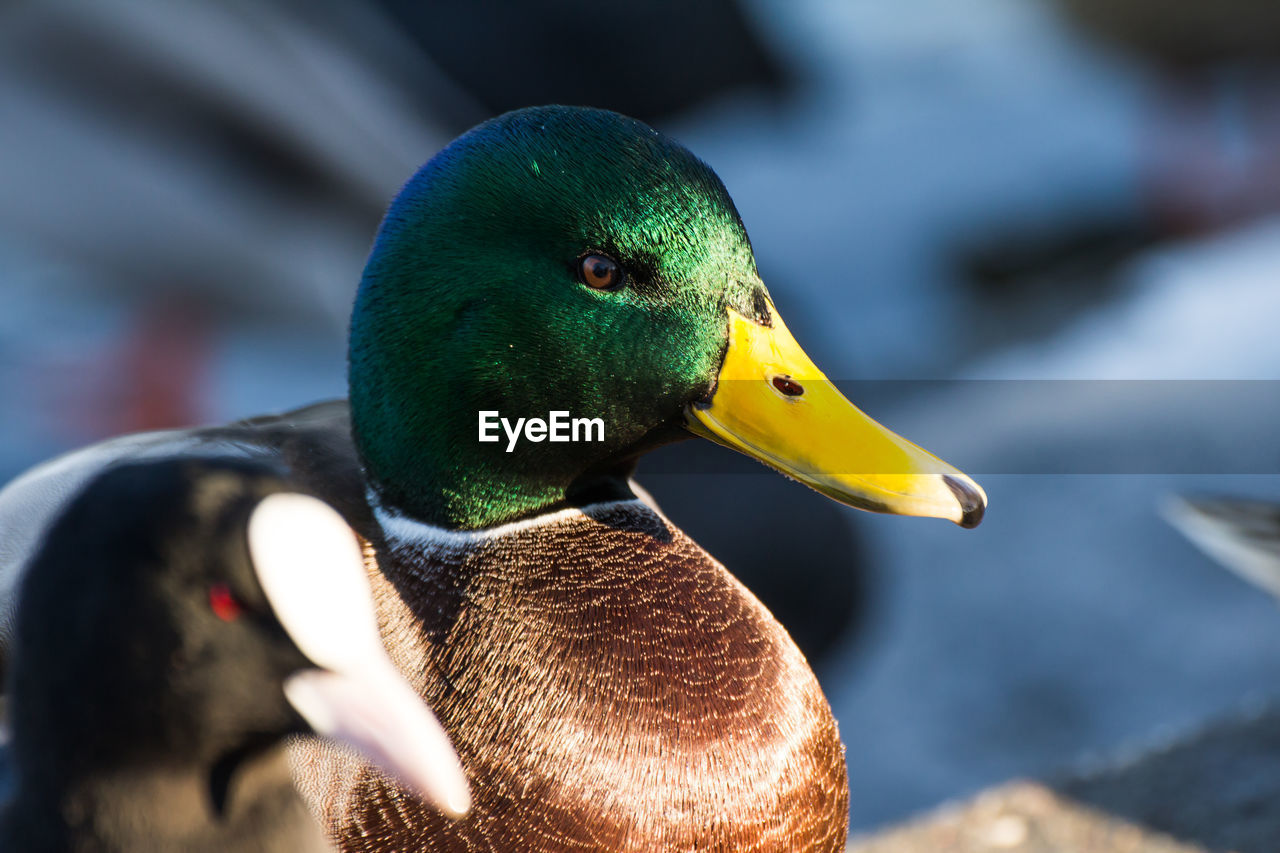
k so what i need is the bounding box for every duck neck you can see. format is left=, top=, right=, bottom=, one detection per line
left=348, top=363, right=680, bottom=529
left=1, top=740, right=328, bottom=853
left=359, top=434, right=645, bottom=531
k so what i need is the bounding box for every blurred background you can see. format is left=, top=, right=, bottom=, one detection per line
left=3, top=0, right=1280, bottom=849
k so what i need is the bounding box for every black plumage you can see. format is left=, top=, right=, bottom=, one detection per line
left=0, top=457, right=466, bottom=852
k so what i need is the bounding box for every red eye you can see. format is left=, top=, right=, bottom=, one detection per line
left=209, top=584, right=243, bottom=622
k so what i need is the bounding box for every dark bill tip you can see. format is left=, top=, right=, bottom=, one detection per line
left=943, top=475, right=986, bottom=529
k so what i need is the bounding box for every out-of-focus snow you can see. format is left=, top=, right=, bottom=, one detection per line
left=973, top=217, right=1280, bottom=379
left=824, top=211, right=1280, bottom=828
left=674, top=0, right=1143, bottom=377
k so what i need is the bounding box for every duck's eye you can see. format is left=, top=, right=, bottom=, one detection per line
left=208, top=583, right=245, bottom=622
left=578, top=254, right=623, bottom=290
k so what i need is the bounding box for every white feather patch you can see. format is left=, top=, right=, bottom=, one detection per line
left=247, top=492, right=470, bottom=816
left=247, top=493, right=376, bottom=674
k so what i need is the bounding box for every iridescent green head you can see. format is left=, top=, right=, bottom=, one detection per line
left=350, top=106, right=987, bottom=531
left=350, top=106, right=768, bottom=528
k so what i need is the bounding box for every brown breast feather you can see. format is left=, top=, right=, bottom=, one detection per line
left=294, top=500, right=848, bottom=852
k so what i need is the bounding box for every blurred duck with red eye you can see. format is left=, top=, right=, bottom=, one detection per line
left=0, top=458, right=469, bottom=853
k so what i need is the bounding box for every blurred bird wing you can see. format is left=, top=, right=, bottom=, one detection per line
left=1163, top=495, right=1280, bottom=600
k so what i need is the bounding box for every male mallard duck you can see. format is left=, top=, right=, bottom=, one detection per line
left=0, top=458, right=467, bottom=852
left=0, top=106, right=985, bottom=851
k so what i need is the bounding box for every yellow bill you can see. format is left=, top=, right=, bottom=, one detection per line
left=685, top=301, right=986, bottom=528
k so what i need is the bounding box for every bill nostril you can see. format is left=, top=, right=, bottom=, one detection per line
left=772, top=375, right=805, bottom=397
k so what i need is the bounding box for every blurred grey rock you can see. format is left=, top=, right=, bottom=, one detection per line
left=848, top=781, right=1203, bottom=853
left=1058, top=704, right=1280, bottom=853
left=851, top=703, right=1280, bottom=852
